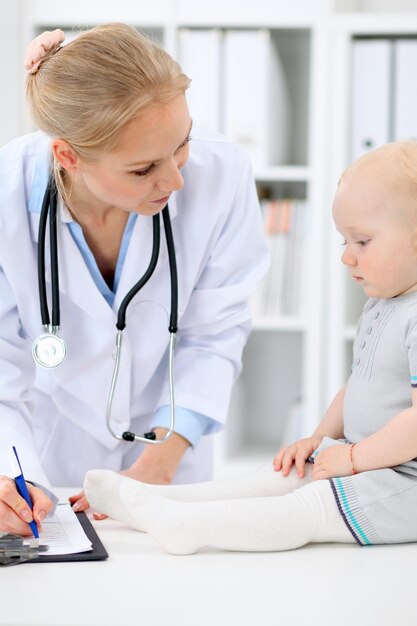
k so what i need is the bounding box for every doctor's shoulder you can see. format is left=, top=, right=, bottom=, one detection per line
left=0, top=132, right=51, bottom=233
left=0, top=131, right=51, bottom=177
left=187, top=126, right=252, bottom=179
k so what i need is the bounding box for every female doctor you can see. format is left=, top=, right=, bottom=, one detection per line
left=0, top=24, right=269, bottom=535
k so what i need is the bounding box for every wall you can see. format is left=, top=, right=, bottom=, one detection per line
left=0, top=1, right=26, bottom=146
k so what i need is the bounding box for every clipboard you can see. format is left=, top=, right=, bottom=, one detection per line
left=28, top=512, right=109, bottom=563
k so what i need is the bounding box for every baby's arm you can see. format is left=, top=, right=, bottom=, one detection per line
left=313, top=389, right=417, bottom=479
left=273, top=385, right=346, bottom=477
left=350, top=388, right=417, bottom=472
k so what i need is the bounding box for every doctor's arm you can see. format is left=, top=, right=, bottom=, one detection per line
left=0, top=266, right=55, bottom=533
left=71, top=153, right=269, bottom=513
left=126, top=427, right=191, bottom=483
left=126, top=154, right=269, bottom=489
left=138, top=155, right=269, bottom=462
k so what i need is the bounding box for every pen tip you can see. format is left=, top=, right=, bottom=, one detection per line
left=30, top=521, right=40, bottom=540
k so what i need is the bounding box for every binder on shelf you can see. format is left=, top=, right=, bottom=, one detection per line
left=223, top=29, right=289, bottom=169
left=178, top=29, right=223, bottom=133
left=351, top=39, right=391, bottom=160
left=394, top=40, right=417, bottom=142
left=251, top=198, right=306, bottom=320
left=266, top=200, right=289, bottom=317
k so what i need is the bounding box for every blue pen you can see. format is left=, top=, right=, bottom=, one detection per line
left=8, top=446, right=39, bottom=540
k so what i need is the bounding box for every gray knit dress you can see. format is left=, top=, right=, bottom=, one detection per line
left=315, top=291, right=417, bottom=545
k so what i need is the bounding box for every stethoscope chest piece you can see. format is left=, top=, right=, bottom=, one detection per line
left=32, top=332, right=67, bottom=368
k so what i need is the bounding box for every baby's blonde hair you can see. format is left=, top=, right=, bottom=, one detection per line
left=26, top=23, right=190, bottom=201
left=341, top=141, right=417, bottom=204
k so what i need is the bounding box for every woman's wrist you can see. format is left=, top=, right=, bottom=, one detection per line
left=130, top=428, right=190, bottom=484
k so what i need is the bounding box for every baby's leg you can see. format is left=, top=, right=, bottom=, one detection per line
left=85, top=471, right=354, bottom=554
left=84, top=464, right=312, bottom=531
left=86, top=463, right=313, bottom=530
left=155, top=463, right=313, bottom=500
left=108, top=463, right=313, bottom=504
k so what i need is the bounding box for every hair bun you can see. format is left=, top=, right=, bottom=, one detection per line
left=24, top=29, right=65, bottom=74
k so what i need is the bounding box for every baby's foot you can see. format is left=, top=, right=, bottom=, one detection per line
left=84, top=469, right=148, bottom=532
left=84, top=470, right=199, bottom=553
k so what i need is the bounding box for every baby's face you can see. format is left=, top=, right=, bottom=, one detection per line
left=332, top=169, right=417, bottom=299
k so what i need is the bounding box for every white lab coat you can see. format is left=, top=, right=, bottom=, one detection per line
left=0, top=128, right=269, bottom=487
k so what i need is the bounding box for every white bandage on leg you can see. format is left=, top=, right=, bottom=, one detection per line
left=85, top=469, right=354, bottom=555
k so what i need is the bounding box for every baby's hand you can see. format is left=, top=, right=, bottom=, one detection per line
left=273, top=436, right=323, bottom=478
left=312, top=444, right=352, bottom=480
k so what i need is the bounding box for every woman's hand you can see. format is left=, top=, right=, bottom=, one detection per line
left=68, top=490, right=90, bottom=514
left=312, top=444, right=353, bottom=480
left=273, top=436, right=323, bottom=477
left=0, top=476, right=53, bottom=535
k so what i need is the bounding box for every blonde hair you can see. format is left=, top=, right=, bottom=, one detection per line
left=340, top=141, right=417, bottom=205
left=26, top=23, right=190, bottom=203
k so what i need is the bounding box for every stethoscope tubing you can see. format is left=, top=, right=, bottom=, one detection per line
left=37, top=177, right=61, bottom=330
left=49, top=182, right=60, bottom=328
left=107, top=204, right=178, bottom=444
left=37, top=177, right=53, bottom=328
left=35, top=175, right=178, bottom=444
left=106, top=331, right=176, bottom=444
left=116, top=213, right=160, bottom=331
left=162, top=204, right=178, bottom=333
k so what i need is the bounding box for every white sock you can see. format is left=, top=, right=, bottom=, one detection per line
left=138, top=462, right=314, bottom=500
left=85, top=464, right=312, bottom=531
left=84, top=469, right=354, bottom=555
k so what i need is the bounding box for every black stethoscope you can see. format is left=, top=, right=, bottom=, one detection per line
left=32, top=175, right=178, bottom=444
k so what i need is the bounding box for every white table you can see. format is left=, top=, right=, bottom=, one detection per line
left=1, top=487, right=417, bottom=626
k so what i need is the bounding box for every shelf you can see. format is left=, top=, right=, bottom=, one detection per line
left=253, top=316, right=306, bottom=332
left=27, top=0, right=174, bottom=26
left=254, top=165, right=312, bottom=182
left=176, top=0, right=331, bottom=29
